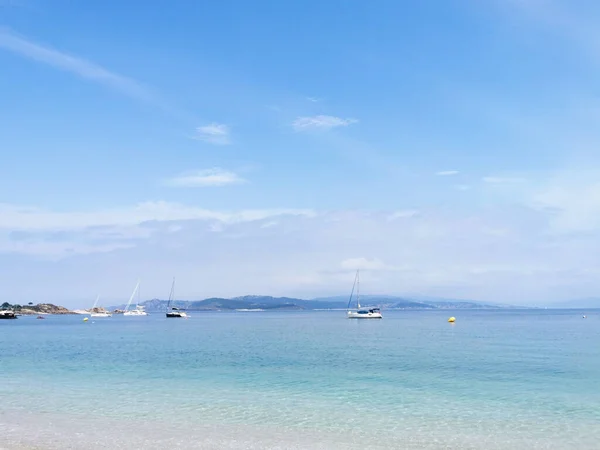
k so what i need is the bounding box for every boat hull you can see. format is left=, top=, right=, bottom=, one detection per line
left=90, top=313, right=112, bottom=318
left=166, top=312, right=188, bottom=318
left=347, top=311, right=383, bottom=319
left=0, top=312, right=17, bottom=319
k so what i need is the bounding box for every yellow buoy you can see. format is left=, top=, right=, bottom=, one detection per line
left=83, top=317, right=89, bottom=322
left=448, top=317, right=456, bottom=323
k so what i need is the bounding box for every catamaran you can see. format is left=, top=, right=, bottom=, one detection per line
left=123, top=280, right=148, bottom=316
left=166, top=277, right=187, bottom=318
left=346, top=270, right=382, bottom=319
left=89, top=294, right=112, bottom=318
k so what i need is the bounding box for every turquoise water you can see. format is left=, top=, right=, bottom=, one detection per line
left=1, top=310, right=599, bottom=449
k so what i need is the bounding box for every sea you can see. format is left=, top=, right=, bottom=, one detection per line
left=1, top=309, right=599, bottom=449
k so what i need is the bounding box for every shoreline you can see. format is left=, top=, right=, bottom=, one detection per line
left=1, top=407, right=596, bottom=450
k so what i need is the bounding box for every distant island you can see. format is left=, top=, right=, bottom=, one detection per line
left=0, top=296, right=527, bottom=315
left=107, top=295, right=518, bottom=313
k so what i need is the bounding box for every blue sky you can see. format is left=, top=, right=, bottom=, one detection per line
left=2, top=0, right=600, bottom=307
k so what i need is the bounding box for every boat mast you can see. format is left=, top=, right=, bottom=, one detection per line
left=136, top=281, right=141, bottom=308
left=346, top=270, right=359, bottom=312
left=125, top=280, right=140, bottom=312
left=357, top=269, right=361, bottom=309
left=92, top=294, right=100, bottom=310
left=167, top=277, right=175, bottom=311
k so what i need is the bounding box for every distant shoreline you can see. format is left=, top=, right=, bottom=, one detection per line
left=4, top=298, right=597, bottom=316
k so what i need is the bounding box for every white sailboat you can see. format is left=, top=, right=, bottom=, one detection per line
left=346, top=270, right=382, bottom=319
left=90, top=294, right=112, bottom=317
left=123, top=280, right=148, bottom=316
left=166, top=277, right=187, bottom=318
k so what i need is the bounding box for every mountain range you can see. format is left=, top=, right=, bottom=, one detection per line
left=108, top=295, right=516, bottom=312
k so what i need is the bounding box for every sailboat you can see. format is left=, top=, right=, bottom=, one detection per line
left=123, top=280, right=148, bottom=316
left=90, top=294, right=112, bottom=318
left=346, top=270, right=382, bottom=319
left=166, top=277, right=187, bottom=318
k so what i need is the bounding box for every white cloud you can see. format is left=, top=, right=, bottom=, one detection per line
left=164, top=168, right=245, bottom=187
left=2, top=204, right=600, bottom=305
left=4, top=176, right=600, bottom=305
left=260, top=221, right=278, bottom=229
left=483, top=176, right=527, bottom=184
left=306, top=97, right=321, bottom=102
left=193, top=123, right=231, bottom=145
left=208, top=222, right=224, bottom=233
left=528, top=177, right=600, bottom=233
left=340, top=257, right=390, bottom=271
left=292, top=115, right=358, bottom=131
left=0, top=28, right=152, bottom=101
left=388, top=210, right=419, bottom=220
left=436, top=170, right=459, bottom=176
left=0, top=202, right=314, bottom=232
left=483, top=170, right=600, bottom=234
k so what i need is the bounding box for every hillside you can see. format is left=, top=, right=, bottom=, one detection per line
left=108, top=295, right=506, bottom=312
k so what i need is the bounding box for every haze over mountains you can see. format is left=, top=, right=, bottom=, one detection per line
left=544, top=298, right=600, bottom=309
left=109, top=295, right=517, bottom=312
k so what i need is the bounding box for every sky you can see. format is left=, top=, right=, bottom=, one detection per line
left=2, top=0, right=600, bottom=307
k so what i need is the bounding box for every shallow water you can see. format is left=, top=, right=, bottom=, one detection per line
left=1, top=309, right=599, bottom=449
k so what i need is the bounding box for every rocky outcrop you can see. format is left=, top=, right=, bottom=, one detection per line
left=16, top=304, right=75, bottom=315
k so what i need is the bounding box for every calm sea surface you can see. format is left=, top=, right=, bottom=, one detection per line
left=1, top=309, right=599, bottom=449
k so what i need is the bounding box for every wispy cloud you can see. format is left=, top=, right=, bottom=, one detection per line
left=260, top=221, right=278, bottom=229
left=501, top=0, right=600, bottom=65
left=293, top=115, right=358, bottom=131
left=0, top=28, right=153, bottom=102
left=526, top=172, right=600, bottom=233
left=339, top=257, right=411, bottom=273
left=483, top=176, right=527, bottom=184
left=3, top=205, right=600, bottom=304
left=0, top=202, right=314, bottom=232
left=436, top=170, right=459, bottom=176
left=306, top=96, right=321, bottom=103
left=164, top=168, right=245, bottom=187
left=193, top=123, right=231, bottom=145
left=388, top=210, right=419, bottom=220
left=340, top=257, right=389, bottom=271
left=0, top=203, right=316, bottom=261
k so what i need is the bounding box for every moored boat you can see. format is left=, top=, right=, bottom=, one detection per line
left=346, top=270, right=383, bottom=319
left=89, top=294, right=112, bottom=318
left=123, top=280, right=148, bottom=316
left=166, top=277, right=188, bottom=318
